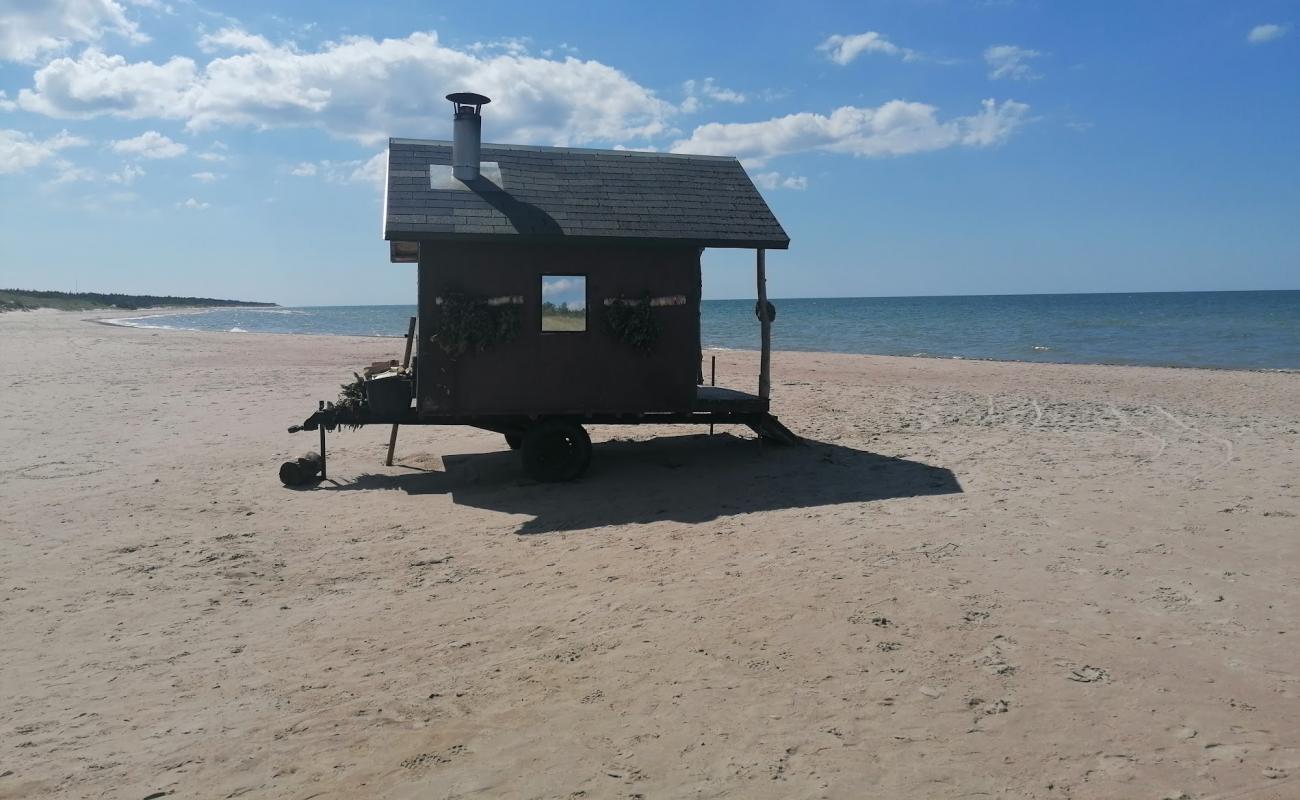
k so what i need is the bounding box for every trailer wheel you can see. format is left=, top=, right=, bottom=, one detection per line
left=521, top=419, right=591, bottom=482
left=504, top=433, right=523, bottom=450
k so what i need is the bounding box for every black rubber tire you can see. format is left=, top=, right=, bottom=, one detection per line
left=505, top=433, right=523, bottom=450
left=521, top=419, right=592, bottom=482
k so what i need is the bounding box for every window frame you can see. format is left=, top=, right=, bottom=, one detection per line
left=539, top=273, right=589, bottom=334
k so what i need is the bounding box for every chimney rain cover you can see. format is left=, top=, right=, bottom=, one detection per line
left=446, top=92, right=491, bottom=112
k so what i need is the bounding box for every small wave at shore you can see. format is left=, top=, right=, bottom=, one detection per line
left=103, top=317, right=194, bottom=332
left=103, top=308, right=216, bottom=332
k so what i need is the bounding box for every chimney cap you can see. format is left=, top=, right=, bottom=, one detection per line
left=446, top=92, right=491, bottom=113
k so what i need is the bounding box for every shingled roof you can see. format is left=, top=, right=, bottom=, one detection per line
left=383, top=139, right=790, bottom=253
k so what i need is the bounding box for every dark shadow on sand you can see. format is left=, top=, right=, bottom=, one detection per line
left=323, top=433, right=961, bottom=535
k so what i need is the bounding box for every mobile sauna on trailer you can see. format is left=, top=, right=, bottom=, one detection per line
left=286, top=92, right=797, bottom=483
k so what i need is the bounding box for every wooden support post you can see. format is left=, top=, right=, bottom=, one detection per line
left=709, top=354, right=716, bottom=436
left=318, top=401, right=327, bottom=480
left=757, top=248, right=771, bottom=400
left=384, top=315, right=418, bottom=467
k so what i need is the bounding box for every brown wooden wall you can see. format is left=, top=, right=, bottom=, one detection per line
left=416, top=241, right=701, bottom=416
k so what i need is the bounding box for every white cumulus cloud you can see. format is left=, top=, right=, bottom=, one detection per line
left=196, top=142, right=227, bottom=162
left=0, top=128, right=88, bottom=174
left=19, top=49, right=198, bottom=118
left=0, top=0, right=148, bottom=62
left=106, top=162, right=144, bottom=184
left=15, top=30, right=676, bottom=147
left=349, top=151, right=387, bottom=188
left=752, top=171, right=808, bottom=191
left=191, top=170, right=222, bottom=182
left=817, top=31, right=921, bottom=65
left=984, top=45, right=1042, bottom=80
left=110, top=130, right=187, bottom=158
left=177, top=197, right=209, bottom=209
left=287, top=152, right=386, bottom=188
left=542, top=277, right=581, bottom=296
left=197, top=27, right=277, bottom=54
left=681, top=78, right=747, bottom=112
left=1247, top=24, right=1289, bottom=44
left=671, top=98, right=1029, bottom=165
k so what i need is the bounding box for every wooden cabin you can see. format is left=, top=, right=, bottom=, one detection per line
left=289, top=92, right=795, bottom=483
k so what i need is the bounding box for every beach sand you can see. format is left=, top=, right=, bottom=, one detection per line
left=2, top=310, right=1297, bottom=799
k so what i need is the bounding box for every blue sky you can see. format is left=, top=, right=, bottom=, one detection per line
left=1, top=0, right=1296, bottom=305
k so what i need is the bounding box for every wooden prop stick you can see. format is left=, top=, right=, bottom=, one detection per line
left=710, top=354, right=716, bottom=436
left=757, top=248, right=771, bottom=400
left=385, top=315, right=418, bottom=466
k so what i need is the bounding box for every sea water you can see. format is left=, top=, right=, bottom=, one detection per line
left=105, top=290, right=1299, bottom=371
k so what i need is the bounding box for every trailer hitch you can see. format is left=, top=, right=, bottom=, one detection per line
left=287, top=405, right=335, bottom=433
left=287, top=402, right=367, bottom=434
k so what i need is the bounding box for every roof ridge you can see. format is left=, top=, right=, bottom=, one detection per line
left=388, top=138, right=739, bottom=163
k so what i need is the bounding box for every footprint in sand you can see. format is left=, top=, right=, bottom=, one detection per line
left=401, top=744, right=467, bottom=770
left=1151, top=586, right=1192, bottom=611
left=1067, top=665, right=1109, bottom=683
left=975, top=636, right=1017, bottom=677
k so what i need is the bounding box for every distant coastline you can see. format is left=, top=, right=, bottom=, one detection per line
left=0, top=288, right=276, bottom=314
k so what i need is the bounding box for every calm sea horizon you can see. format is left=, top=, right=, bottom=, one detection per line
left=104, top=289, right=1300, bottom=372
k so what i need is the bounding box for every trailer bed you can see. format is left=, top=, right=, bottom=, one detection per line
left=693, top=385, right=769, bottom=414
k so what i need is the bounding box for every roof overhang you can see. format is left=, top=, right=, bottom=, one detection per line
left=389, top=241, right=419, bottom=262
left=386, top=232, right=789, bottom=262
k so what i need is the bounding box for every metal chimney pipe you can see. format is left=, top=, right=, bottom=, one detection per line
left=446, top=92, right=491, bottom=182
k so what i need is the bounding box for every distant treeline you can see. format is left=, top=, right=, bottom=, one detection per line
left=0, top=289, right=277, bottom=313
left=541, top=301, right=585, bottom=316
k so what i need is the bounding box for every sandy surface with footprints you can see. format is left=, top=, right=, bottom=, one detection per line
left=1, top=309, right=1298, bottom=799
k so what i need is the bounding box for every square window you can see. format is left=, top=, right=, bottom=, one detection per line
left=541, top=275, right=587, bottom=332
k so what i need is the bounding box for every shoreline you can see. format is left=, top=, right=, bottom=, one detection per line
left=82, top=308, right=1300, bottom=375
